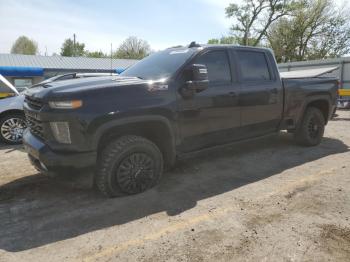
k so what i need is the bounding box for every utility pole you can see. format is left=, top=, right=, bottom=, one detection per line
left=110, top=43, right=113, bottom=75
left=73, top=33, right=76, bottom=57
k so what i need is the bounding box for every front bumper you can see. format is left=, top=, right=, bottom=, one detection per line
left=23, top=129, right=97, bottom=172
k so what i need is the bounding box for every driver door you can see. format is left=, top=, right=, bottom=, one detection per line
left=177, top=49, right=240, bottom=152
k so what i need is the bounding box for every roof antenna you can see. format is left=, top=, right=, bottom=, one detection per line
left=188, top=41, right=200, bottom=48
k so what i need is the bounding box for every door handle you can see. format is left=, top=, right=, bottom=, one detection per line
left=228, top=92, right=236, bottom=97
left=269, top=88, right=278, bottom=94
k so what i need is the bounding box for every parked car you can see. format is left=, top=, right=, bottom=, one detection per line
left=0, top=73, right=118, bottom=144
left=337, top=89, right=350, bottom=109
left=23, top=43, right=338, bottom=197
left=0, top=74, right=26, bottom=144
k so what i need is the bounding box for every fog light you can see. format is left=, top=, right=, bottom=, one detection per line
left=50, top=122, right=71, bottom=144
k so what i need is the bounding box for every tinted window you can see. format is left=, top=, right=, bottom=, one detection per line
left=194, top=51, right=231, bottom=82
left=237, top=51, right=271, bottom=81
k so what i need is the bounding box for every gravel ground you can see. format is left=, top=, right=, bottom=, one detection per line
left=0, top=110, right=349, bottom=262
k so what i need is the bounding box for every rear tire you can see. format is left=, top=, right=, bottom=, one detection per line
left=294, top=107, right=325, bottom=146
left=0, top=113, right=26, bottom=144
left=95, top=135, right=163, bottom=197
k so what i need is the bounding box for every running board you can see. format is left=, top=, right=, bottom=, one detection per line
left=177, top=132, right=278, bottom=160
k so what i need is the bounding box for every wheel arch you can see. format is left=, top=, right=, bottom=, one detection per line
left=306, top=99, right=330, bottom=123
left=94, top=116, right=177, bottom=168
left=0, top=109, right=25, bottom=120
left=297, top=95, right=332, bottom=127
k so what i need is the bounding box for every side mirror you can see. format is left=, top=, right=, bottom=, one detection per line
left=183, top=64, right=209, bottom=96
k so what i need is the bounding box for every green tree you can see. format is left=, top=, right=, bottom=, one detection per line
left=60, top=38, right=85, bottom=57
left=11, top=36, right=38, bottom=55
left=226, top=0, right=298, bottom=46
left=267, top=0, right=350, bottom=62
left=266, top=18, right=295, bottom=62
left=114, top=36, right=150, bottom=59
left=208, top=36, right=238, bottom=45
left=85, top=50, right=107, bottom=58
left=208, top=39, right=220, bottom=44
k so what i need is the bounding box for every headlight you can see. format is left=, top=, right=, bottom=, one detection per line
left=49, top=100, right=82, bottom=109
left=50, top=122, right=71, bottom=144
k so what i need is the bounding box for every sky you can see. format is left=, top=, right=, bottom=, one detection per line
left=0, top=0, right=347, bottom=56
left=0, top=0, right=233, bottom=55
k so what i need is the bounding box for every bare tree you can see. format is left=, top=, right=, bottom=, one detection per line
left=226, top=0, right=297, bottom=46
left=114, top=37, right=150, bottom=59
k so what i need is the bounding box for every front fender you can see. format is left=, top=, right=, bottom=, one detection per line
left=91, top=114, right=177, bottom=150
left=0, top=95, right=25, bottom=113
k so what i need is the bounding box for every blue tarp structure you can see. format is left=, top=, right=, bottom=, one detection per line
left=115, top=68, right=126, bottom=74
left=0, top=66, right=44, bottom=77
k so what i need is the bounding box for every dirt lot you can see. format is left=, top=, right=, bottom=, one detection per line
left=0, top=110, right=349, bottom=262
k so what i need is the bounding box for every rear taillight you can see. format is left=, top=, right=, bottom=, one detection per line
left=336, top=80, right=341, bottom=96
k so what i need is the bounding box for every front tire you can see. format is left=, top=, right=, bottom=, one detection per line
left=0, top=113, right=26, bottom=144
left=96, top=135, right=163, bottom=197
left=294, top=107, right=325, bottom=146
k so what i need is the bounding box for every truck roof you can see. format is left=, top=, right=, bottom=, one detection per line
left=169, top=42, right=273, bottom=53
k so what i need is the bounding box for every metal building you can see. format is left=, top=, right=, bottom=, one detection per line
left=0, top=53, right=138, bottom=91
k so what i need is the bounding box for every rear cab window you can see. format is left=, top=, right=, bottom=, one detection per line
left=236, top=50, right=272, bottom=82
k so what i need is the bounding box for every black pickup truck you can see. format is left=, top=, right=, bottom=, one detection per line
left=23, top=43, right=338, bottom=197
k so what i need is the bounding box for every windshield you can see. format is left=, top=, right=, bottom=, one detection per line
left=121, top=48, right=196, bottom=80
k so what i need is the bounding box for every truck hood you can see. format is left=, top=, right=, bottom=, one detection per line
left=25, top=76, right=151, bottom=100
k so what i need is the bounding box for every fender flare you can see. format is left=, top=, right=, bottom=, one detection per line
left=92, top=115, right=177, bottom=166
left=296, top=94, right=332, bottom=127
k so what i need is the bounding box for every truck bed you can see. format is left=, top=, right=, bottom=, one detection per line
left=281, top=76, right=338, bottom=128
left=280, top=66, right=338, bottom=79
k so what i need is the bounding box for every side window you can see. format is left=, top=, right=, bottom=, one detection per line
left=194, top=51, right=231, bottom=83
left=14, top=78, right=33, bottom=88
left=237, top=51, right=271, bottom=81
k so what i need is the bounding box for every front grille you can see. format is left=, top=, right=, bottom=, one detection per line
left=25, top=96, right=43, bottom=110
left=25, top=113, right=44, bottom=140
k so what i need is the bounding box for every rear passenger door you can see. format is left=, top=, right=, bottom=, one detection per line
left=235, top=50, right=283, bottom=137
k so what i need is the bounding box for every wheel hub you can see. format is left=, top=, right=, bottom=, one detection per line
left=308, top=117, right=320, bottom=139
left=116, top=152, right=155, bottom=193
left=1, top=117, right=26, bottom=143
